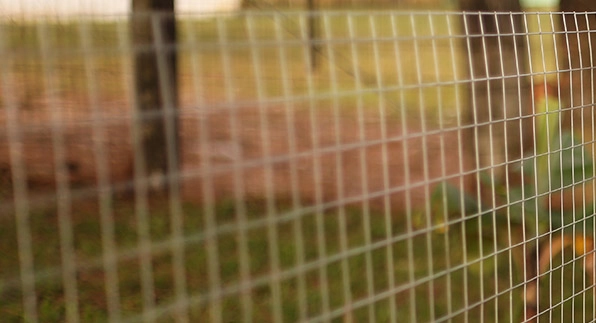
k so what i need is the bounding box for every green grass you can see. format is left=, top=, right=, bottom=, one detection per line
left=180, top=12, right=466, bottom=123
left=1, top=12, right=466, bottom=125
left=1, top=196, right=593, bottom=321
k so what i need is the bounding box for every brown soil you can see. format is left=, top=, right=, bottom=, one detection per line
left=0, top=101, right=475, bottom=214
left=181, top=106, right=475, bottom=212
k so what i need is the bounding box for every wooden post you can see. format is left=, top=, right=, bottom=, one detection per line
left=459, top=0, right=531, bottom=182
left=131, top=0, right=178, bottom=191
left=307, top=0, right=318, bottom=71
left=559, top=0, right=596, bottom=148
left=459, top=1, right=532, bottom=320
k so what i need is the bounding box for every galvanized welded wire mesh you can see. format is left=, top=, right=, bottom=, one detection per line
left=1, top=9, right=596, bottom=322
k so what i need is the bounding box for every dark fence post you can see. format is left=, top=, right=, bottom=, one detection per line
left=307, top=0, right=319, bottom=71
left=131, top=0, right=178, bottom=192
left=459, top=0, right=530, bottom=182
left=559, top=0, right=596, bottom=144
left=459, top=2, right=532, bottom=319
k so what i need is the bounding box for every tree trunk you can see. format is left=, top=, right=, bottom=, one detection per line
left=307, top=0, right=318, bottom=71
left=559, top=0, right=596, bottom=146
left=459, top=0, right=531, bottom=183
left=458, top=1, right=532, bottom=319
left=131, top=0, right=178, bottom=191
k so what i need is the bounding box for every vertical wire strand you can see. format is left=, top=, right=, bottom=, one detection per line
left=0, top=23, right=39, bottom=323
left=216, top=16, right=254, bottom=323
left=272, top=14, right=308, bottom=321
left=566, top=13, right=581, bottom=321
left=245, top=15, right=284, bottom=323
left=151, top=13, right=189, bottom=323
left=522, top=12, right=540, bottom=321
left=409, top=13, right=436, bottom=322
left=78, top=20, right=121, bottom=322
left=535, top=11, right=556, bottom=320
left=476, top=14, right=494, bottom=319
left=583, top=12, right=596, bottom=319
left=346, top=13, right=376, bottom=322
left=574, top=11, right=593, bottom=320
left=535, top=11, right=548, bottom=320
left=37, top=22, right=80, bottom=323
left=119, top=16, right=156, bottom=322
left=577, top=14, right=591, bottom=315
left=549, top=12, right=564, bottom=322
left=204, top=17, right=233, bottom=323
left=446, top=13, right=463, bottom=321
left=322, top=13, right=354, bottom=318
left=492, top=12, right=507, bottom=322
left=183, top=18, right=226, bottom=322
left=390, top=12, right=418, bottom=322
left=538, top=12, right=557, bottom=321
left=570, top=15, right=583, bottom=317
left=298, top=13, right=332, bottom=320
left=429, top=12, right=455, bottom=322
left=461, top=13, right=478, bottom=323
left=204, top=16, right=253, bottom=322
left=560, top=13, right=574, bottom=322
left=509, top=11, right=527, bottom=322
left=369, top=14, right=397, bottom=323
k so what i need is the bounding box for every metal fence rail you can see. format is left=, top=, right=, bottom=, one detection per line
left=1, top=10, right=595, bottom=322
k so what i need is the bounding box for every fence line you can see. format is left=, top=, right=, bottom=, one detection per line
left=1, top=10, right=596, bottom=322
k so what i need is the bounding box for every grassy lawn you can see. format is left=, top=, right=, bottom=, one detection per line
left=1, top=11, right=465, bottom=123
left=1, top=196, right=592, bottom=321
left=0, top=196, right=503, bottom=321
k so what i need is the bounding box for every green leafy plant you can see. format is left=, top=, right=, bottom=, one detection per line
left=431, top=91, right=596, bottom=318
left=433, top=94, right=594, bottom=230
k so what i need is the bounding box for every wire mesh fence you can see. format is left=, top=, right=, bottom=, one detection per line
left=1, top=9, right=596, bottom=322
left=244, top=0, right=444, bottom=9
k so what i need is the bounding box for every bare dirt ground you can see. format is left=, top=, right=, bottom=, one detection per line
left=0, top=100, right=475, bottom=214
left=182, top=105, right=475, bottom=212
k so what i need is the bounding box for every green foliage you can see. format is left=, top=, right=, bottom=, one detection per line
left=432, top=130, right=595, bottom=233
left=431, top=181, right=480, bottom=218
left=431, top=102, right=596, bottom=318
left=547, top=132, right=594, bottom=190
left=430, top=105, right=596, bottom=321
